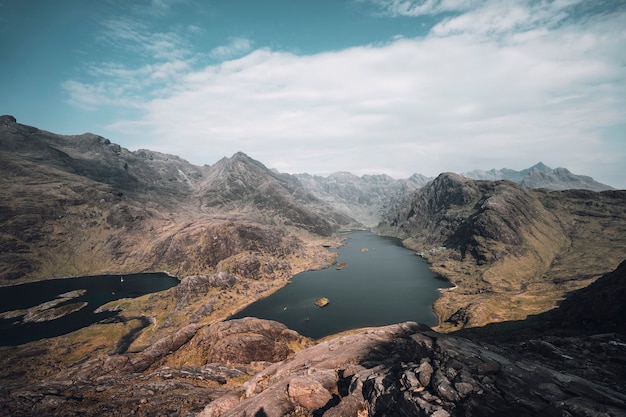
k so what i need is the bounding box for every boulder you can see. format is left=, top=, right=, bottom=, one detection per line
left=287, top=376, right=333, bottom=410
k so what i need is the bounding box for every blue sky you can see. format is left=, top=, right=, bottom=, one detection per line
left=1, top=0, right=625, bottom=188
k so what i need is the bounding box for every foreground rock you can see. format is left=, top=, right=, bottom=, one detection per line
left=0, top=318, right=313, bottom=416
left=199, top=322, right=626, bottom=417
left=2, top=313, right=625, bottom=416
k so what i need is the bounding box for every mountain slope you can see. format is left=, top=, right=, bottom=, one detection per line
left=0, top=116, right=352, bottom=282
left=198, top=152, right=359, bottom=234
left=377, top=173, right=626, bottom=331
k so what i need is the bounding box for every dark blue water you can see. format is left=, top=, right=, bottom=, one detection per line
left=231, top=230, right=450, bottom=339
left=0, top=273, right=178, bottom=346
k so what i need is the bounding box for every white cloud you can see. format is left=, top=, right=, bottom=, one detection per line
left=98, top=17, right=191, bottom=61
left=82, top=1, right=626, bottom=187
left=365, top=0, right=479, bottom=17
left=209, top=37, right=253, bottom=61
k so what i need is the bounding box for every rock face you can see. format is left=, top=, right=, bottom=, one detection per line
left=378, top=173, right=556, bottom=261
left=198, top=321, right=626, bottom=417
left=462, top=162, right=614, bottom=191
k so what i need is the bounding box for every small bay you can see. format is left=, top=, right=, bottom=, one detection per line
left=0, top=273, right=178, bottom=346
left=231, top=230, right=451, bottom=339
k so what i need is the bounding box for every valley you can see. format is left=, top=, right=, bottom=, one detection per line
left=0, top=115, right=625, bottom=416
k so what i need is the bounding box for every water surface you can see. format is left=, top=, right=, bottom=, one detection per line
left=0, top=273, right=178, bottom=346
left=231, top=230, right=450, bottom=339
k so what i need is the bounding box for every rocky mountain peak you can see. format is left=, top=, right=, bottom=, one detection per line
left=529, top=161, right=551, bottom=172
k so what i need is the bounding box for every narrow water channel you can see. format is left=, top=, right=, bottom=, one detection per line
left=231, top=230, right=451, bottom=339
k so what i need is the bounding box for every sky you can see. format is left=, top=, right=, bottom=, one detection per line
left=1, top=0, right=625, bottom=188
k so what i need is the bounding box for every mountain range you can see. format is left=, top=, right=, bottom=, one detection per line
left=1, top=115, right=625, bottom=416
left=461, top=161, right=614, bottom=191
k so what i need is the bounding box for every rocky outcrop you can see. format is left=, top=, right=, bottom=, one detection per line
left=0, top=318, right=312, bottom=416
left=180, top=317, right=313, bottom=365
left=198, top=321, right=626, bottom=417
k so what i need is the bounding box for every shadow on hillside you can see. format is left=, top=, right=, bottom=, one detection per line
left=456, top=258, right=626, bottom=343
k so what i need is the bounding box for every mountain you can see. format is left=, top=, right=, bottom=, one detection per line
left=376, top=173, right=626, bottom=331
left=294, top=162, right=613, bottom=229
left=462, top=162, right=614, bottom=191
left=2, top=116, right=626, bottom=416
left=198, top=152, right=358, bottom=235
left=295, top=171, right=430, bottom=226
left=0, top=115, right=356, bottom=283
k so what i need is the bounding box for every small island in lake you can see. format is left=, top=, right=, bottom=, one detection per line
left=314, top=297, right=329, bottom=307
left=335, top=262, right=346, bottom=270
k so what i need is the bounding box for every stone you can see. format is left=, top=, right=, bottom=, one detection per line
left=401, top=370, right=420, bottom=391
left=197, top=393, right=241, bottom=417
left=417, top=360, right=434, bottom=387
left=287, top=376, right=333, bottom=410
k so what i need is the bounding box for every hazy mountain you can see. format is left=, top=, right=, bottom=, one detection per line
left=295, top=171, right=431, bottom=226
left=462, top=162, right=613, bottom=191
left=295, top=162, right=614, bottom=229
left=377, top=172, right=626, bottom=331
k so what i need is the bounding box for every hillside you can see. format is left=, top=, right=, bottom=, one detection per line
left=0, top=115, right=358, bottom=283
left=377, top=173, right=626, bottom=331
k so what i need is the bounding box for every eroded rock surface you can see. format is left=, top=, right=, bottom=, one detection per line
left=198, top=322, right=626, bottom=417
left=1, top=315, right=625, bottom=416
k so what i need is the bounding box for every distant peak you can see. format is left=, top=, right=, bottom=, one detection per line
left=231, top=151, right=250, bottom=160
left=530, top=162, right=551, bottom=172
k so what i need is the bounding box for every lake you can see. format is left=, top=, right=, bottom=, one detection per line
left=0, top=272, right=178, bottom=346
left=231, top=230, right=450, bottom=339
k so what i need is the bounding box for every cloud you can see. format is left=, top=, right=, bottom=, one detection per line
left=209, top=38, right=253, bottom=61
left=98, top=16, right=191, bottom=61
left=63, top=59, right=191, bottom=110
left=363, top=0, right=480, bottom=17
left=430, top=0, right=587, bottom=37
left=73, top=1, right=626, bottom=186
